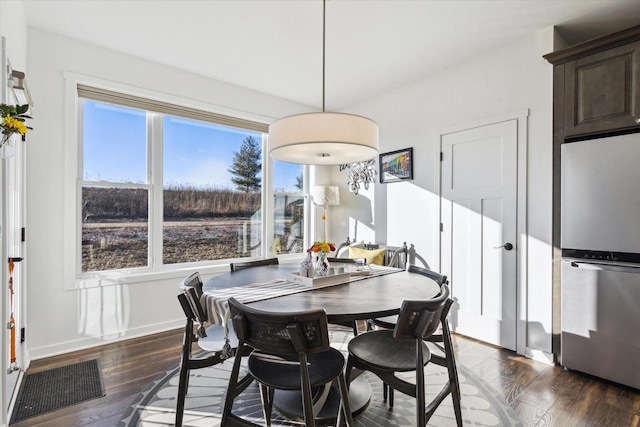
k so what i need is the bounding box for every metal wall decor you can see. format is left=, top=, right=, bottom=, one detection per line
left=339, top=159, right=377, bottom=194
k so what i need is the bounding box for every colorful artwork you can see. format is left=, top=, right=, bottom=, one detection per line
left=379, top=148, right=413, bottom=183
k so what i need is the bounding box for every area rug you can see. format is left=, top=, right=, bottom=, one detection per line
left=119, top=331, right=522, bottom=426
left=11, top=358, right=106, bottom=423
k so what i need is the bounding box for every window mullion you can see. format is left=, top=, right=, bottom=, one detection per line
left=263, top=134, right=273, bottom=256
left=149, top=113, right=164, bottom=269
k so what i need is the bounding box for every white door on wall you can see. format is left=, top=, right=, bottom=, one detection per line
left=2, top=38, right=28, bottom=415
left=440, top=119, right=518, bottom=351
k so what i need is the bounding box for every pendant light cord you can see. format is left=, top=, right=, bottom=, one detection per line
left=322, top=0, right=326, bottom=113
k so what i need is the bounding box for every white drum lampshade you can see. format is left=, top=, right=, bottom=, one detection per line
left=269, top=114, right=378, bottom=165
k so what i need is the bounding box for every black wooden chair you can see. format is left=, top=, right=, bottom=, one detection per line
left=221, top=297, right=354, bottom=427
left=176, top=272, right=248, bottom=427
left=345, top=281, right=462, bottom=427
left=176, top=289, right=245, bottom=427
left=366, top=266, right=459, bottom=413
left=367, top=266, right=447, bottom=331
left=230, top=257, right=279, bottom=272
left=179, top=271, right=237, bottom=340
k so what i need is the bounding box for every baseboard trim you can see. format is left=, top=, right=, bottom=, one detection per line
left=29, top=319, right=183, bottom=360
left=525, top=347, right=556, bottom=365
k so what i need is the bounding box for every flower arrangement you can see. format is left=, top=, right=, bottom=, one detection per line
left=1, top=104, right=32, bottom=147
left=308, top=241, right=336, bottom=253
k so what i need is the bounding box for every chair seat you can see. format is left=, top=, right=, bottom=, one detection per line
left=248, top=348, right=345, bottom=390
left=198, top=320, right=239, bottom=352
left=348, top=330, right=431, bottom=372
left=369, top=315, right=398, bottom=330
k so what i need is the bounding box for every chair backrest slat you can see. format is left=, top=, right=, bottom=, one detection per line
left=408, top=264, right=447, bottom=285
left=230, top=257, right=279, bottom=272
left=228, top=297, right=330, bottom=355
left=178, top=292, right=195, bottom=320
left=180, top=272, right=204, bottom=298
left=393, top=284, right=450, bottom=341
left=185, top=287, right=208, bottom=325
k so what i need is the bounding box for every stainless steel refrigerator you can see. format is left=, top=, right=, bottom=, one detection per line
left=561, top=132, right=640, bottom=390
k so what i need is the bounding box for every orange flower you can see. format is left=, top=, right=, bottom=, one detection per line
left=308, top=241, right=335, bottom=253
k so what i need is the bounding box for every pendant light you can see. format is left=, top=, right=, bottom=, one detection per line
left=269, top=0, right=379, bottom=165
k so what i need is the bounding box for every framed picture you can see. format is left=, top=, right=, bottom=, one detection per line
left=379, top=147, right=413, bottom=183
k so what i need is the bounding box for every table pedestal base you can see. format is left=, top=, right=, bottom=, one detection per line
left=273, top=375, right=370, bottom=424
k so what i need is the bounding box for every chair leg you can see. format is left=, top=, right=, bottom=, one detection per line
left=443, top=325, right=463, bottom=427
left=416, top=345, right=426, bottom=426
left=300, top=355, right=316, bottom=427
left=345, top=357, right=354, bottom=385
left=382, top=382, right=395, bottom=408
left=337, top=373, right=354, bottom=426
left=175, top=360, right=189, bottom=427
left=259, top=384, right=274, bottom=426
left=221, top=345, right=245, bottom=427
left=451, top=385, right=463, bottom=427
left=176, top=321, right=193, bottom=427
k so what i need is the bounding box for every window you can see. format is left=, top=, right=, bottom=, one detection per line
left=77, top=85, right=305, bottom=276
left=272, top=160, right=305, bottom=255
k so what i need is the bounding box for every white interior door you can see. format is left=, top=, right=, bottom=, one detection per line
left=2, top=39, right=28, bottom=417
left=441, top=119, right=518, bottom=350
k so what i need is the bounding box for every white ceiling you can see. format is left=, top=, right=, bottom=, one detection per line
left=22, top=0, right=640, bottom=110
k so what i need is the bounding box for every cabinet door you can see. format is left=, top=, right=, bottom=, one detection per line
left=564, top=40, right=640, bottom=138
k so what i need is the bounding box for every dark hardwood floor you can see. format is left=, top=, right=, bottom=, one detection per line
left=9, top=328, right=640, bottom=426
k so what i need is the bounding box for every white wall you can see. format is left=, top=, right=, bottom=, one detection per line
left=333, top=28, right=555, bottom=355
left=0, top=1, right=27, bottom=69
left=25, top=28, right=313, bottom=359
left=24, top=22, right=557, bottom=360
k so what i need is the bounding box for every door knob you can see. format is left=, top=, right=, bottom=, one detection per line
left=494, top=242, right=514, bottom=251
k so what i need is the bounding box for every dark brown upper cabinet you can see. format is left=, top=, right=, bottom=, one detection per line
left=545, top=25, right=640, bottom=140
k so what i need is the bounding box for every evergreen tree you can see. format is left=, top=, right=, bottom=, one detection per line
left=295, top=173, right=303, bottom=191
left=228, top=136, right=262, bottom=193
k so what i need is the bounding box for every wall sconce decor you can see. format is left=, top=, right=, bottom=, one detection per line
left=339, top=159, right=377, bottom=195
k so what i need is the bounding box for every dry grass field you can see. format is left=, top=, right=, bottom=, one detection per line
left=82, top=219, right=258, bottom=271
left=80, top=186, right=303, bottom=272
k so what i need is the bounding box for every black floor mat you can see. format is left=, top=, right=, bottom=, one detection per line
left=11, top=358, right=106, bottom=423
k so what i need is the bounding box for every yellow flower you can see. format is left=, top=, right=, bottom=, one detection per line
left=1, top=104, right=32, bottom=145
left=2, top=116, right=28, bottom=135
left=15, top=120, right=27, bottom=135
left=321, top=242, right=331, bottom=253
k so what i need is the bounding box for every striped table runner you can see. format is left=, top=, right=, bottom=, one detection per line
left=201, top=264, right=402, bottom=326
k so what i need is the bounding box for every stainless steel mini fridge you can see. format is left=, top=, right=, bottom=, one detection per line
left=561, top=133, right=640, bottom=390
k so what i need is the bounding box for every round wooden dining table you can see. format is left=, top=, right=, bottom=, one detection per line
left=203, top=263, right=440, bottom=323
left=203, top=263, right=441, bottom=422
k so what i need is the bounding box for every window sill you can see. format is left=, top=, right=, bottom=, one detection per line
left=69, top=255, right=305, bottom=290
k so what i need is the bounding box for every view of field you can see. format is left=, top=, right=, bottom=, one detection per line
left=81, top=186, right=289, bottom=272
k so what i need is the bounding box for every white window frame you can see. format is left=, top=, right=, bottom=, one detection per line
left=63, top=72, right=309, bottom=289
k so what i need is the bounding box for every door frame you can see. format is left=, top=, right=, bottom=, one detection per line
left=434, top=109, right=528, bottom=356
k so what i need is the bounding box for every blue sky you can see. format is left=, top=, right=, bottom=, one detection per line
left=83, top=101, right=302, bottom=192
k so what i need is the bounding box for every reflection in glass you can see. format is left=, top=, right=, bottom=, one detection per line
left=81, top=186, right=148, bottom=272
left=162, top=116, right=263, bottom=264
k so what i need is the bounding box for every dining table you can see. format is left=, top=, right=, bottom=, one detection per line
left=202, top=262, right=441, bottom=422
